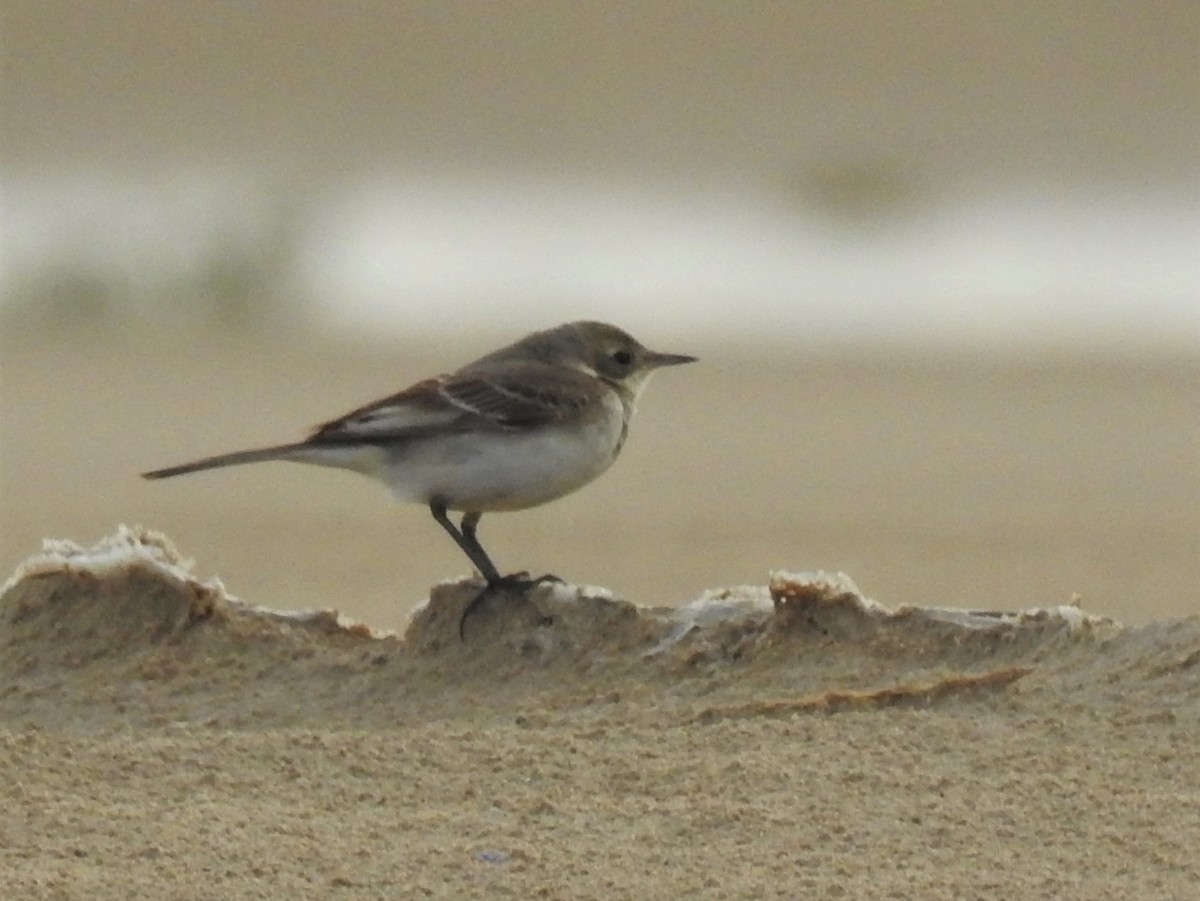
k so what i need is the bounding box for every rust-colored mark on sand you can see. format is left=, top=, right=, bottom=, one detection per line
left=691, top=665, right=1033, bottom=724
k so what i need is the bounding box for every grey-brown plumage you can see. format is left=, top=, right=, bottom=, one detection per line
left=143, top=321, right=696, bottom=635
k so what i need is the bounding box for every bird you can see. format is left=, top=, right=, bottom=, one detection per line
left=143, top=320, right=697, bottom=636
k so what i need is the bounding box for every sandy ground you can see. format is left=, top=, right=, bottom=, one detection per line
left=1, top=325, right=1198, bottom=898
left=1, top=528, right=1198, bottom=899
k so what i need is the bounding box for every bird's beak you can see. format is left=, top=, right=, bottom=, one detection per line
left=645, top=350, right=698, bottom=369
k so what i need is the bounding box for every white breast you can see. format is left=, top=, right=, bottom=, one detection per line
left=377, top=391, right=627, bottom=512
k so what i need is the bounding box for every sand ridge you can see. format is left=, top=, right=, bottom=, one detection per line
left=0, top=527, right=1129, bottom=731
left=1, top=527, right=1198, bottom=898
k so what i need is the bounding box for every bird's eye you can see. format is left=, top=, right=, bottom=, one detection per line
left=611, top=350, right=633, bottom=366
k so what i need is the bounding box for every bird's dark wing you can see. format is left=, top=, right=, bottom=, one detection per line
left=307, top=364, right=602, bottom=443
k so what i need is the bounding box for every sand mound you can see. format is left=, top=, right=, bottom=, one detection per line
left=5, top=526, right=1192, bottom=733
left=4, top=528, right=1200, bottom=899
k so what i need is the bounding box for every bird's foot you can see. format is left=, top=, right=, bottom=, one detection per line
left=459, top=572, right=564, bottom=640
left=494, top=571, right=563, bottom=589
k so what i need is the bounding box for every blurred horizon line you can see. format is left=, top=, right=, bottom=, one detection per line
left=2, top=169, right=1196, bottom=357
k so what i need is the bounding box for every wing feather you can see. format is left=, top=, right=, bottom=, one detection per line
left=307, top=365, right=601, bottom=444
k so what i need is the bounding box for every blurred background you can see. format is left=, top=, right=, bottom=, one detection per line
left=2, top=1, right=1197, bottom=627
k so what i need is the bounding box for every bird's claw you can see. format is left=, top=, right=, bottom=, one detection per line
left=458, top=572, right=563, bottom=640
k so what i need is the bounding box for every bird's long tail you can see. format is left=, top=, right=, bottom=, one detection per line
left=142, top=443, right=311, bottom=479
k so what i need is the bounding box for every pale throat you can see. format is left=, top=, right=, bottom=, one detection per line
left=570, top=360, right=653, bottom=415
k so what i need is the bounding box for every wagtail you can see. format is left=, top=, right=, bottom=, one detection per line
left=143, top=321, right=696, bottom=635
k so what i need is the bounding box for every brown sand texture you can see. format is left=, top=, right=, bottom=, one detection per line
left=2, top=526, right=1198, bottom=899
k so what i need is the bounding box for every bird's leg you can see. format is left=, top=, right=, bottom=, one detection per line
left=429, top=502, right=502, bottom=584
left=428, top=502, right=508, bottom=638
left=429, top=502, right=562, bottom=639
left=457, top=511, right=502, bottom=584
left=459, top=511, right=562, bottom=587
